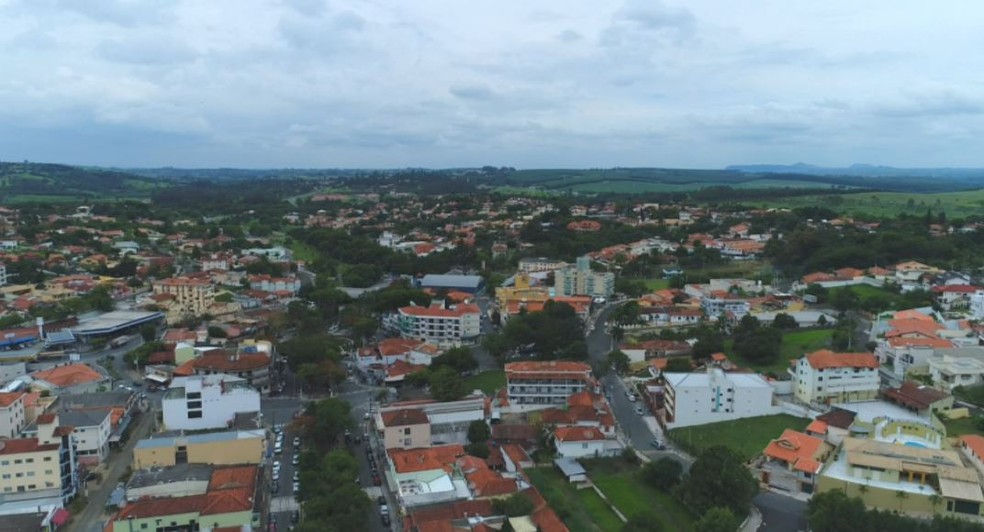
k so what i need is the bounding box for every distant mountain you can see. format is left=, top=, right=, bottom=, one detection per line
left=726, top=163, right=984, bottom=180
left=0, top=162, right=164, bottom=199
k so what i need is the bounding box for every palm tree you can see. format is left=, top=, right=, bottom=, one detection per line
left=896, top=490, right=909, bottom=513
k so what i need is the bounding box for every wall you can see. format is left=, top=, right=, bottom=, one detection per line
left=0, top=448, right=62, bottom=495
left=383, top=423, right=431, bottom=450
left=133, top=436, right=264, bottom=469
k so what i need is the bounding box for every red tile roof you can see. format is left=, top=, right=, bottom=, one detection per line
left=962, top=435, right=984, bottom=460
left=381, top=409, right=429, bottom=427
left=505, top=361, right=591, bottom=374
left=554, top=426, right=605, bottom=442
left=0, top=392, right=24, bottom=408
left=32, top=364, right=105, bottom=388
left=0, top=438, right=60, bottom=455
left=399, top=303, right=480, bottom=318
left=883, top=381, right=950, bottom=410
left=805, top=419, right=828, bottom=435
left=388, top=444, right=465, bottom=474
left=762, top=429, right=828, bottom=474
left=805, top=350, right=878, bottom=370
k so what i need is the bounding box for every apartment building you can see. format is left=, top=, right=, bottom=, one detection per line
left=793, top=350, right=880, bottom=405
left=172, top=347, right=272, bottom=393
left=392, top=302, right=481, bottom=347
left=700, top=295, right=751, bottom=321
left=133, top=429, right=265, bottom=469
left=554, top=256, right=614, bottom=298
left=0, top=392, right=26, bottom=439
left=380, top=409, right=431, bottom=450
left=162, top=375, right=261, bottom=431
left=517, top=257, right=568, bottom=273
left=0, top=413, right=79, bottom=505
left=505, top=361, right=595, bottom=411
left=58, top=409, right=112, bottom=465
left=378, top=395, right=487, bottom=446
left=152, top=276, right=215, bottom=316
left=663, top=367, right=778, bottom=428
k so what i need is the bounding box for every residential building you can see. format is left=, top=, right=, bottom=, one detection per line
left=662, top=368, right=778, bottom=428
left=391, top=302, right=481, bottom=347
left=162, top=375, right=261, bottom=431
left=59, top=391, right=139, bottom=449
left=700, top=295, right=751, bottom=321
left=386, top=444, right=471, bottom=508
left=378, top=395, right=487, bottom=446
left=152, top=276, right=215, bottom=316
left=505, top=361, right=595, bottom=411
left=0, top=392, right=26, bottom=439
left=172, top=347, right=273, bottom=393
left=929, top=353, right=984, bottom=390
left=757, top=429, right=833, bottom=494
left=126, top=463, right=213, bottom=502
left=0, top=263, right=7, bottom=287
left=246, top=274, right=302, bottom=295
left=793, top=350, right=880, bottom=406
left=876, top=336, right=953, bottom=378
left=58, top=409, right=112, bottom=465
left=133, top=429, right=266, bottom=469
left=960, top=435, right=984, bottom=478
left=380, top=409, right=431, bottom=450
left=882, top=382, right=954, bottom=418
left=553, top=427, right=611, bottom=458
left=554, top=256, right=614, bottom=298
left=0, top=413, right=79, bottom=505
left=517, top=257, right=568, bottom=273
left=106, top=464, right=262, bottom=532
left=818, top=437, right=984, bottom=518
left=30, top=364, right=108, bottom=395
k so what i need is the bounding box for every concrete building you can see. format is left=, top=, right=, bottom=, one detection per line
left=162, top=375, right=261, bottom=431
left=505, top=361, right=595, bottom=411
left=417, top=274, right=484, bottom=294
left=386, top=445, right=471, bottom=508
left=0, top=392, right=26, bottom=439
left=793, top=350, right=880, bottom=406
left=152, top=276, right=215, bottom=316
left=517, top=257, right=568, bottom=273
left=391, top=302, right=481, bottom=347
left=378, top=395, right=487, bottom=446
left=662, top=368, right=778, bottom=428
left=700, top=295, right=751, bottom=321
left=553, top=427, right=611, bottom=459
left=0, top=413, right=79, bottom=506
left=30, top=364, right=108, bottom=396
left=126, top=463, right=213, bottom=502
left=133, top=429, right=266, bottom=469
left=58, top=409, right=112, bottom=465
left=172, top=345, right=273, bottom=393
left=929, top=353, right=984, bottom=390
left=554, top=256, right=614, bottom=298
left=380, top=409, right=431, bottom=450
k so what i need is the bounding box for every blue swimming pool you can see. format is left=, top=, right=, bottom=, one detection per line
left=904, top=441, right=928, bottom=448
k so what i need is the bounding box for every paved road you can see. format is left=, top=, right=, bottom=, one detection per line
left=69, top=406, right=156, bottom=532
left=754, top=492, right=808, bottom=532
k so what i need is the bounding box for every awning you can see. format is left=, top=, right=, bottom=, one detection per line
left=51, top=508, right=70, bottom=526
left=144, top=374, right=168, bottom=384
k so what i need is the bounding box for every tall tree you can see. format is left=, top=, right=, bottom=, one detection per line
left=676, top=446, right=758, bottom=516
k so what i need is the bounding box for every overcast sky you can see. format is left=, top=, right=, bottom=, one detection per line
left=2, top=0, right=983, bottom=169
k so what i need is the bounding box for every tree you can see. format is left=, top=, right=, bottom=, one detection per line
left=611, top=301, right=642, bottom=326
left=302, top=398, right=353, bottom=451
left=771, top=312, right=799, bottom=330
left=676, top=446, right=758, bottom=516
left=692, top=332, right=725, bottom=360
left=433, top=347, right=478, bottom=374
left=696, top=507, right=739, bottom=532
left=467, top=420, right=491, bottom=445
left=607, top=350, right=631, bottom=374
left=139, top=324, right=157, bottom=342
left=481, top=332, right=510, bottom=359
left=641, top=457, right=683, bottom=490
left=207, top=326, right=228, bottom=338
left=807, top=490, right=869, bottom=532
left=492, top=492, right=535, bottom=517
left=429, top=366, right=466, bottom=401
left=732, top=327, right=782, bottom=365
left=621, top=509, right=664, bottom=532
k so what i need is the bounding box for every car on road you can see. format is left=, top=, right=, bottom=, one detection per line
left=290, top=510, right=300, bottom=524
left=651, top=439, right=666, bottom=450
left=381, top=513, right=391, bottom=526
left=635, top=406, right=645, bottom=416
left=292, top=481, right=300, bottom=494
left=293, top=471, right=299, bottom=482
left=292, top=437, right=301, bottom=447
left=272, top=471, right=280, bottom=482
left=377, top=495, right=386, bottom=505
left=291, top=455, right=300, bottom=466
left=372, top=473, right=381, bottom=486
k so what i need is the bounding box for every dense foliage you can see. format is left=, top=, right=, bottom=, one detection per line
left=808, top=490, right=984, bottom=532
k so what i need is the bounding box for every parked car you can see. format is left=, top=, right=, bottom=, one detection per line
left=290, top=510, right=300, bottom=524
left=651, top=439, right=666, bottom=450
left=635, top=406, right=645, bottom=416
left=377, top=496, right=386, bottom=506
left=372, top=473, right=381, bottom=486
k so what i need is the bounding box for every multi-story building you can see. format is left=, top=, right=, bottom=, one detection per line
left=246, top=274, right=302, bottom=295
left=505, top=361, right=595, bottom=411
left=517, top=257, right=568, bottom=273
left=391, top=302, right=481, bottom=347
left=554, top=256, right=614, bottom=298
left=662, top=367, right=778, bottom=428
left=133, top=429, right=265, bottom=469
left=929, top=354, right=984, bottom=390
left=380, top=409, right=431, bottom=450
left=162, top=375, right=261, bottom=431
left=0, top=262, right=7, bottom=287
left=0, top=413, right=79, bottom=506
left=700, top=295, right=751, bottom=321
left=57, top=409, right=111, bottom=465
left=0, top=392, right=26, bottom=439
left=377, top=395, right=487, bottom=446
left=152, top=276, right=215, bottom=316
left=793, top=350, right=880, bottom=406
left=172, top=346, right=273, bottom=393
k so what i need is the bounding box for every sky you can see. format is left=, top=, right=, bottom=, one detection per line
left=2, top=0, right=984, bottom=169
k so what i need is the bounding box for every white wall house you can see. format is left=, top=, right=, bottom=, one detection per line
left=929, top=354, right=984, bottom=391
left=793, top=350, right=880, bottom=406
left=554, top=427, right=612, bottom=458
left=0, top=391, right=26, bottom=438
left=60, top=408, right=113, bottom=465
left=162, top=375, right=261, bottom=431
left=663, top=368, right=778, bottom=428
left=378, top=394, right=487, bottom=446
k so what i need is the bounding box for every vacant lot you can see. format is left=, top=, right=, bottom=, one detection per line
left=728, top=328, right=834, bottom=374
left=668, top=414, right=811, bottom=461
left=463, top=370, right=505, bottom=395
left=582, top=458, right=696, bottom=531
left=526, top=467, right=622, bottom=532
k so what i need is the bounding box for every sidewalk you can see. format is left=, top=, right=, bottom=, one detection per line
left=741, top=503, right=763, bottom=532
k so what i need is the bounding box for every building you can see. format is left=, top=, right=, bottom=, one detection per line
left=30, top=364, right=108, bottom=395
left=553, top=427, right=610, bottom=458
left=246, top=274, right=302, bottom=295
left=554, top=256, right=614, bottom=298
left=757, top=429, right=833, bottom=494
left=662, top=368, right=778, bottom=428
left=58, top=409, right=112, bottom=465
left=378, top=395, right=487, bottom=446
left=517, top=257, right=568, bottom=273
left=60, top=391, right=140, bottom=449
left=494, top=273, right=551, bottom=311
left=106, top=464, right=262, bottom=532
left=162, top=375, right=261, bottom=431
left=505, top=361, right=595, bottom=411
left=380, top=409, right=431, bottom=450
left=0, top=413, right=79, bottom=506
left=126, top=463, right=213, bottom=502
left=386, top=444, right=471, bottom=508
left=391, top=302, right=481, bottom=347
left=929, top=353, right=984, bottom=390
left=172, top=346, right=273, bottom=393
left=0, top=392, right=26, bottom=439
left=0, top=263, right=7, bottom=287
left=793, top=350, right=880, bottom=406
left=133, top=429, right=266, bottom=469
left=700, top=295, right=751, bottom=321
left=882, top=381, right=954, bottom=418
left=418, top=274, right=484, bottom=294
left=152, top=276, right=215, bottom=316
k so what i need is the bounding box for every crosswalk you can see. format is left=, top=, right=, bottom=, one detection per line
left=271, top=496, right=300, bottom=513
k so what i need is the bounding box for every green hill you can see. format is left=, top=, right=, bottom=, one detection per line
left=0, top=162, right=166, bottom=202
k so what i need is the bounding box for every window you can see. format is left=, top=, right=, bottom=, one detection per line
left=404, top=438, right=412, bottom=446
left=15, top=473, right=23, bottom=478
left=43, top=457, right=51, bottom=462
left=403, top=428, right=411, bottom=435
left=188, top=411, right=202, bottom=419
left=25, top=458, right=33, bottom=463
left=26, top=472, right=34, bottom=477
left=582, top=443, right=588, bottom=449
left=45, top=470, right=52, bottom=475
left=187, top=401, right=202, bottom=409
left=1, top=474, right=9, bottom=479
left=13, top=459, right=21, bottom=464
left=0, top=460, right=7, bottom=466
left=187, top=392, right=201, bottom=399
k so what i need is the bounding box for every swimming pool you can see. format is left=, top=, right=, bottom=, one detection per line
left=904, top=441, right=928, bottom=448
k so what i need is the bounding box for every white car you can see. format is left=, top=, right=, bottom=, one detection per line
left=272, top=471, right=280, bottom=481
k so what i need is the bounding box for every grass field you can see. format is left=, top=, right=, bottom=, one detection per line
left=463, top=370, right=505, bottom=395
left=728, top=328, right=835, bottom=374
left=644, top=278, right=671, bottom=290
left=526, top=467, right=622, bottom=532
left=582, top=458, right=696, bottom=531
left=288, top=241, right=320, bottom=263
left=943, top=416, right=983, bottom=437
left=750, top=189, right=984, bottom=218
left=668, top=414, right=811, bottom=461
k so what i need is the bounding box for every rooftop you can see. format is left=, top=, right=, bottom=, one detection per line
left=31, top=363, right=106, bottom=388
left=804, top=350, right=878, bottom=370
left=128, top=463, right=213, bottom=490
left=135, top=429, right=265, bottom=450
left=388, top=444, right=465, bottom=474
left=883, top=382, right=950, bottom=411
left=381, top=409, right=429, bottom=427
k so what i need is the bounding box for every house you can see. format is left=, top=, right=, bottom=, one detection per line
left=0, top=391, right=26, bottom=438
left=60, top=391, right=140, bottom=449
left=356, top=338, right=425, bottom=370
left=377, top=395, right=487, bottom=446
left=133, top=429, right=266, bottom=469
left=505, top=361, right=595, bottom=411
left=662, top=367, right=778, bottom=428
left=0, top=413, right=80, bottom=505
left=57, top=408, right=112, bottom=465
left=882, top=382, right=953, bottom=418
left=618, top=340, right=691, bottom=364
left=553, top=426, right=609, bottom=458
left=929, top=353, right=984, bottom=390
left=758, top=429, right=833, bottom=494
left=172, top=347, right=273, bottom=393
left=933, top=285, right=979, bottom=310
left=380, top=409, right=431, bottom=450
left=960, top=435, right=984, bottom=478
left=876, top=336, right=953, bottom=379
left=793, top=350, right=880, bottom=406
left=386, top=444, right=471, bottom=508
left=31, top=363, right=108, bottom=395
left=162, top=375, right=261, bottom=431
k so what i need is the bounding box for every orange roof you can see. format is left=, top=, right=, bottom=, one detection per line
left=762, top=429, right=828, bottom=474
left=886, top=337, right=952, bottom=349
left=500, top=444, right=532, bottom=469
left=886, top=318, right=941, bottom=339
left=0, top=437, right=60, bottom=455
left=554, top=426, right=605, bottom=442
left=0, top=391, right=24, bottom=408
left=805, top=350, right=878, bottom=370
left=381, top=409, right=429, bottom=427
left=962, top=435, right=984, bottom=460
left=711, top=353, right=728, bottom=362
left=649, top=358, right=668, bottom=370
left=388, top=444, right=465, bottom=474
left=805, top=419, right=828, bottom=435
left=386, top=359, right=426, bottom=379
left=505, top=361, right=591, bottom=374
left=399, top=303, right=480, bottom=318
left=32, top=364, right=105, bottom=388
left=172, top=359, right=196, bottom=377
left=892, top=309, right=934, bottom=321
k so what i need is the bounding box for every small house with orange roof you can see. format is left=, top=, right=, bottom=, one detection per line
left=553, top=426, right=612, bottom=458
left=31, top=363, right=108, bottom=395
left=386, top=444, right=471, bottom=507
left=793, top=350, right=879, bottom=405
left=758, top=429, right=833, bottom=494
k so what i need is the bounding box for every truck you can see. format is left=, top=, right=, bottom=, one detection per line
left=110, top=335, right=134, bottom=349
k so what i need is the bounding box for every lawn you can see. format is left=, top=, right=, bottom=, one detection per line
left=526, top=467, right=623, bottom=532
left=463, top=370, right=505, bottom=395
left=727, top=328, right=834, bottom=374
left=943, top=416, right=983, bottom=437
left=644, top=278, right=671, bottom=290
left=667, top=414, right=811, bottom=461
left=288, top=241, right=320, bottom=263
left=582, top=458, right=696, bottom=531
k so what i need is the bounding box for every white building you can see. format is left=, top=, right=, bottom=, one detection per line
left=554, top=256, right=614, bottom=298
left=929, top=354, right=984, bottom=391
left=554, top=427, right=613, bottom=458
left=0, top=262, right=7, bottom=287
left=162, top=375, right=261, bottom=431
left=793, top=350, right=880, bottom=406
left=517, top=257, right=568, bottom=273
left=875, top=337, right=953, bottom=379
left=0, top=391, right=26, bottom=438
left=700, top=296, right=751, bottom=321
left=59, top=408, right=112, bottom=465
left=663, top=368, right=778, bottom=428
left=505, top=361, right=595, bottom=411
left=377, top=394, right=487, bottom=446
left=391, top=302, right=481, bottom=347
